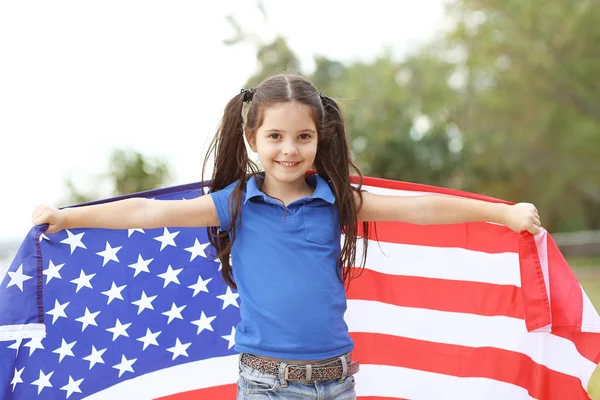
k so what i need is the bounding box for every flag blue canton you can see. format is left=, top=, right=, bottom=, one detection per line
left=0, top=184, right=240, bottom=399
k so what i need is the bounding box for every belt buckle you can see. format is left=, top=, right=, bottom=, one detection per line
left=284, top=365, right=312, bottom=382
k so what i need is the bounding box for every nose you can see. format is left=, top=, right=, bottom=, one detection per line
left=281, top=139, right=299, bottom=156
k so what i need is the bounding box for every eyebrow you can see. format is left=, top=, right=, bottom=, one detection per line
left=264, top=129, right=317, bottom=134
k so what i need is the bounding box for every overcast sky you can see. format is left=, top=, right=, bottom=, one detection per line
left=0, top=0, right=447, bottom=242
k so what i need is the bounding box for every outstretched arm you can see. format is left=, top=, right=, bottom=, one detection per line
left=32, top=195, right=220, bottom=234
left=355, top=191, right=541, bottom=234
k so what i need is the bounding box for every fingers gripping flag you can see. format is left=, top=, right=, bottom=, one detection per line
left=1, top=177, right=600, bottom=399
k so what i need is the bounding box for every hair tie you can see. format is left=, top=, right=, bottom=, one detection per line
left=241, top=88, right=255, bottom=102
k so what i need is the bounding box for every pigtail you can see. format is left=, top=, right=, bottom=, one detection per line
left=316, top=95, right=370, bottom=289
left=202, top=91, right=260, bottom=289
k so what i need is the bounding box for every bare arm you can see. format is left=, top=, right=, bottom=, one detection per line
left=355, top=191, right=541, bottom=234
left=32, top=195, right=220, bottom=233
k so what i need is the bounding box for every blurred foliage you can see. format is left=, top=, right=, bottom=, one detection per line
left=445, top=0, right=600, bottom=232
left=226, top=0, right=600, bottom=233
left=64, top=149, right=171, bottom=205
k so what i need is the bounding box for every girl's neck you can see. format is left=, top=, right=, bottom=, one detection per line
left=261, top=174, right=314, bottom=206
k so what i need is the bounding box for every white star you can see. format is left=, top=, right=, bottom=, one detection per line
left=10, top=367, right=24, bottom=391
left=222, top=326, right=236, bottom=350
left=153, top=227, right=180, bottom=251
left=136, top=328, right=161, bottom=351
left=70, top=270, right=96, bottom=293
left=75, top=308, right=100, bottom=331
left=82, top=345, right=106, bottom=370
left=216, top=287, right=240, bottom=309
left=166, top=338, right=191, bottom=361
left=96, top=241, right=122, bottom=266
left=24, top=337, right=45, bottom=356
left=39, top=233, right=49, bottom=242
left=106, top=319, right=131, bottom=341
left=8, top=338, right=23, bottom=356
left=161, top=302, right=186, bottom=324
left=101, top=282, right=126, bottom=304
left=60, top=229, right=86, bottom=254
left=113, top=355, right=136, bottom=378
left=46, top=299, right=69, bottom=324
left=131, top=291, right=157, bottom=315
left=52, top=339, right=76, bottom=362
left=184, top=239, right=210, bottom=261
left=6, top=264, right=33, bottom=292
left=202, top=186, right=210, bottom=195
left=30, top=369, right=54, bottom=394
left=43, top=260, right=64, bottom=284
left=127, top=228, right=144, bottom=237
left=157, top=265, right=183, bottom=288
left=60, top=376, right=84, bottom=398
left=188, top=275, right=212, bottom=297
left=127, top=254, right=154, bottom=277
left=190, top=311, right=216, bottom=335
left=213, top=255, right=230, bottom=272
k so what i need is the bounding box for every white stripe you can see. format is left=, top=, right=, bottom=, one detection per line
left=359, top=240, right=521, bottom=286
left=84, top=355, right=238, bottom=400
left=83, top=355, right=538, bottom=400
left=359, top=183, right=506, bottom=226
left=0, top=323, right=45, bottom=341
left=581, top=286, right=600, bottom=334
left=533, top=229, right=600, bottom=337
left=355, top=364, right=537, bottom=400
left=346, top=300, right=595, bottom=384
left=361, top=184, right=440, bottom=197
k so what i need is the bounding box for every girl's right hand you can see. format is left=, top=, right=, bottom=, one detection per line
left=32, top=204, right=66, bottom=234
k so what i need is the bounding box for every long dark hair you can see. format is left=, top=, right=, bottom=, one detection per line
left=202, top=73, right=369, bottom=290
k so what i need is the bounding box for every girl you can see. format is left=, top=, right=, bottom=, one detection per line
left=31, top=73, right=541, bottom=400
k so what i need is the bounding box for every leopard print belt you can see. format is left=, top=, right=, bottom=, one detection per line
left=240, top=353, right=360, bottom=382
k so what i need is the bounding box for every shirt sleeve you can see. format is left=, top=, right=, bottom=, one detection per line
left=209, top=181, right=240, bottom=232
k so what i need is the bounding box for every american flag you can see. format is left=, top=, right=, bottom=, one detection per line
left=1, top=176, right=599, bottom=399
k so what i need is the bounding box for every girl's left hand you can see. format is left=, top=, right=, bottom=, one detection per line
left=505, top=203, right=542, bottom=234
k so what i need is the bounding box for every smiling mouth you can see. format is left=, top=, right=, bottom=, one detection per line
left=275, top=161, right=301, bottom=167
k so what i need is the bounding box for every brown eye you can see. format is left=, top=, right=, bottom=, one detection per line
left=299, top=133, right=311, bottom=140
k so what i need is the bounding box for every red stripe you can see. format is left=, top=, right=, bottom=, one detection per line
left=351, top=332, right=590, bottom=400
left=153, top=382, right=409, bottom=400
left=154, top=384, right=237, bottom=400
left=554, top=331, right=600, bottom=364
left=359, top=175, right=512, bottom=205
left=518, top=232, right=551, bottom=331
left=361, top=221, right=518, bottom=254
left=356, top=174, right=519, bottom=254
left=358, top=398, right=408, bottom=400
left=547, top=234, right=584, bottom=329
left=347, top=268, right=523, bottom=318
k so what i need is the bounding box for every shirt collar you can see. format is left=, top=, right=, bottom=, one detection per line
left=244, top=173, right=336, bottom=204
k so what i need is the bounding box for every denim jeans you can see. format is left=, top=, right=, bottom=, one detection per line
left=236, top=357, right=357, bottom=399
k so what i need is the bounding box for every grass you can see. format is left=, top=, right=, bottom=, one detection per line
left=571, top=258, right=600, bottom=398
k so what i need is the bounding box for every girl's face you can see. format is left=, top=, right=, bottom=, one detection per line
left=246, top=101, right=318, bottom=188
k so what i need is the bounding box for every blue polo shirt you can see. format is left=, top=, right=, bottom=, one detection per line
left=210, top=174, right=354, bottom=360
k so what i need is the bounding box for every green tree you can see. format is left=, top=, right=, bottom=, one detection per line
left=63, top=148, right=171, bottom=205
left=317, top=51, right=467, bottom=188
left=228, top=0, right=600, bottom=232
left=237, top=38, right=468, bottom=189
left=444, top=0, right=600, bottom=231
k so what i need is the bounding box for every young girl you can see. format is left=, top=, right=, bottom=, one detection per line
left=31, top=73, right=541, bottom=400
